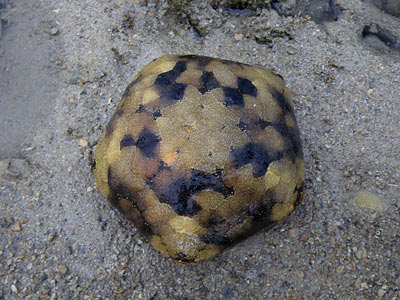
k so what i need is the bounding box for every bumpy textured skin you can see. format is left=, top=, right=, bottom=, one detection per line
left=93, top=55, right=305, bottom=263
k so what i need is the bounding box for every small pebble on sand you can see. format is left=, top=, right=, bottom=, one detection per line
left=354, top=191, right=383, bottom=212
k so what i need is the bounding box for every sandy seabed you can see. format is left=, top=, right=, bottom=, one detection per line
left=0, top=0, right=399, bottom=299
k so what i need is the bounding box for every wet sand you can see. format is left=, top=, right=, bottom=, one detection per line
left=0, top=0, right=399, bottom=299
